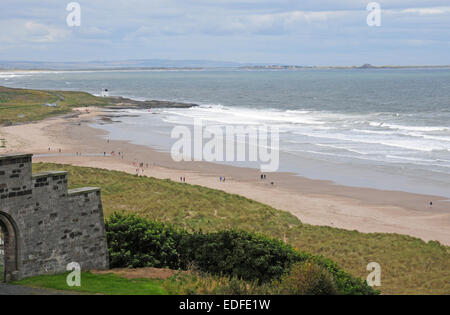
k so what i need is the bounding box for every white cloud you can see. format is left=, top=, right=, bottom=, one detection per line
left=24, top=21, right=70, bottom=43
left=401, top=7, right=450, bottom=15
left=0, top=1, right=449, bottom=64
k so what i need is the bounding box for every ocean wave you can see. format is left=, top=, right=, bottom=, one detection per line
left=291, top=130, right=449, bottom=152
left=0, top=70, right=71, bottom=78
left=353, top=128, right=396, bottom=136
left=124, top=104, right=450, bottom=169
left=161, top=105, right=326, bottom=126
left=291, top=150, right=450, bottom=169
left=386, top=155, right=437, bottom=163
left=354, top=128, right=450, bottom=142
left=0, top=73, right=26, bottom=79
left=369, top=121, right=449, bottom=132
left=386, top=155, right=450, bottom=168
left=314, top=143, right=370, bottom=155
left=299, top=150, right=378, bottom=162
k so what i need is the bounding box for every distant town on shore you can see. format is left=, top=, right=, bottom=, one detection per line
left=1, top=59, right=450, bottom=71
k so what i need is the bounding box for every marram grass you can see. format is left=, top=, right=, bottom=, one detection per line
left=32, top=163, right=450, bottom=295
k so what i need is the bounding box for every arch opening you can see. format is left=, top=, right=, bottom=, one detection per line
left=0, top=212, right=19, bottom=283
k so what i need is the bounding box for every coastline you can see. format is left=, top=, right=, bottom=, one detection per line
left=1, top=107, right=449, bottom=245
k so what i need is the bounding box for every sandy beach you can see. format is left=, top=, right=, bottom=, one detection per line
left=1, top=107, right=449, bottom=245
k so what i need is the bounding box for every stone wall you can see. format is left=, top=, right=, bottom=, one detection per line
left=0, top=154, right=109, bottom=281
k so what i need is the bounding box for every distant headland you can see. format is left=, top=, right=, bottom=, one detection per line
left=1, top=59, right=449, bottom=71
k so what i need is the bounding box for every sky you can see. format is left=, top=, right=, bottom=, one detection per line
left=0, top=0, right=449, bottom=66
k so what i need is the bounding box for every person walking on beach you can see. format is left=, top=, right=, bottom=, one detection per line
left=220, top=176, right=222, bottom=182
left=183, top=177, right=186, bottom=183
left=223, top=176, right=226, bottom=182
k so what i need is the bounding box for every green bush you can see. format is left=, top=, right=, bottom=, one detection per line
left=106, top=212, right=185, bottom=269
left=304, top=254, right=378, bottom=295
left=105, top=213, right=378, bottom=295
left=179, top=230, right=377, bottom=294
left=179, top=230, right=303, bottom=283
left=274, top=262, right=337, bottom=295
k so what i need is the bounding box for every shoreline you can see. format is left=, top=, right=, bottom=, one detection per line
left=1, top=107, right=449, bottom=245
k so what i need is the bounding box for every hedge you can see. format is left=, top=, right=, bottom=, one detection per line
left=105, top=213, right=378, bottom=295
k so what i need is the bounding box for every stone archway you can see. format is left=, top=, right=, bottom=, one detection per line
left=0, top=154, right=109, bottom=280
left=0, top=212, right=20, bottom=282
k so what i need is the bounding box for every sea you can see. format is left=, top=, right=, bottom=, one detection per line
left=2, top=68, right=450, bottom=197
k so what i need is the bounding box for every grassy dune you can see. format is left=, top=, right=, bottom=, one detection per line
left=0, top=86, right=110, bottom=124
left=32, top=163, right=450, bottom=295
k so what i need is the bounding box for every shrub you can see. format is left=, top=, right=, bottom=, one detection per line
left=105, top=213, right=378, bottom=295
left=274, top=262, right=337, bottom=295
left=106, top=212, right=185, bottom=269
left=179, top=230, right=303, bottom=283
left=304, top=254, right=379, bottom=295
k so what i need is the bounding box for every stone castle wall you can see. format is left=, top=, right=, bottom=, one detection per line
left=0, top=154, right=109, bottom=281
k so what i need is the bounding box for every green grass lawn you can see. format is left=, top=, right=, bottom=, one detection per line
left=0, top=86, right=111, bottom=124
left=32, top=163, right=450, bottom=295
left=12, top=271, right=278, bottom=295
left=14, top=272, right=168, bottom=295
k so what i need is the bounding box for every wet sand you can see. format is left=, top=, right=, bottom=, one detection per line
left=1, top=107, right=449, bottom=245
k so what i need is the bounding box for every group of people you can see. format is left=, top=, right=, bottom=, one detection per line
left=48, top=147, right=62, bottom=153
left=105, top=140, right=153, bottom=176
left=219, top=176, right=226, bottom=182
left=109, top=151, right=124, bottom=159
left=261, top=173, right=274, bottom=186
left=133, top=161, right=150, bottom=176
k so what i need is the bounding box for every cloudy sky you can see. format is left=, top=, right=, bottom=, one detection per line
left=0, top=0, right=449, bottom=65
